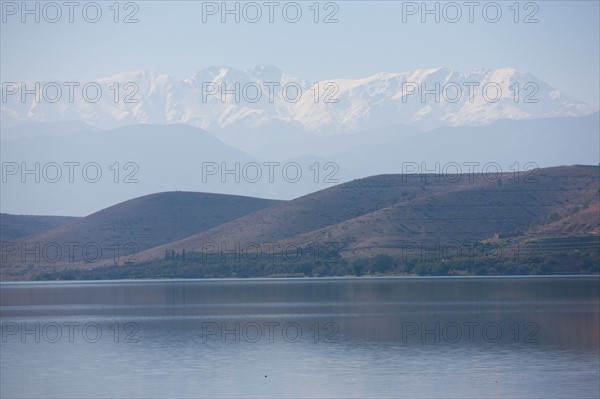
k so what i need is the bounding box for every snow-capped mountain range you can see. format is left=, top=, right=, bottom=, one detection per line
left=1, top=65, right=596, bottom=133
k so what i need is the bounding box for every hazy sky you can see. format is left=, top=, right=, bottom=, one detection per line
left=1, top=0, right=599, bottom=107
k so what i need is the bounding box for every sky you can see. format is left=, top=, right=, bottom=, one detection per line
left=1, top=0, right=599, bottom=107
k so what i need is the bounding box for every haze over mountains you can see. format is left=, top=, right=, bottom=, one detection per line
left=2, top=113, right=598, bottom=216
left=0, top=124, right=356, bottom=215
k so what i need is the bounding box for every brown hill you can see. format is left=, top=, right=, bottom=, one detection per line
left=135, top=165, right=599, bottom=262
left=2, top=165, right=598, bottom=280
left=1, top=192, right=280, bottom=278
left=0, top=213, right=79, bottom=242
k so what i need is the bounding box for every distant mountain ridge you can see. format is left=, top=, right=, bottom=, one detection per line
left=2, top=114, right=598, bottom=216
left=2, top=66, right=595, bottom=132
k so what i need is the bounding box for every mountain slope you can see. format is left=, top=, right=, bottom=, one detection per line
left=2, top=165, right=597, bottom=280
left=130, top=165, right=598, bottom=262
left=0, top=214, right=80, bottom=242
left=280, top=165, right=600, bottom=252
left=0, top=192, right=280, bottom=277
left=130, top=174, right=475, bottom=262
left=131, top=165, right=598, bottom=262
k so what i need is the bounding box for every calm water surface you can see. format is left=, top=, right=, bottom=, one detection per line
left=1, top=276, right=598, bottom=398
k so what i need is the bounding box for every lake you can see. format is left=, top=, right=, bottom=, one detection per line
left=1, top=276, right=598, bottom=398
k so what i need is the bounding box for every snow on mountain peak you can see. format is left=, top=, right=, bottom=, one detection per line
left=1, top=66, right=596, bottom=133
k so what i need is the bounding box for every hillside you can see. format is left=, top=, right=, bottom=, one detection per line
left=286, top=165, right=599, bottom=249
left=0, top=213, right=80, bottom=242
left=134, top=165, right=598, bottom=259
left=0, top=192, right=280, bottom=279
left=2, top=165, right=598, bottom=280
left=131, top=173, right=484, bottom=262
